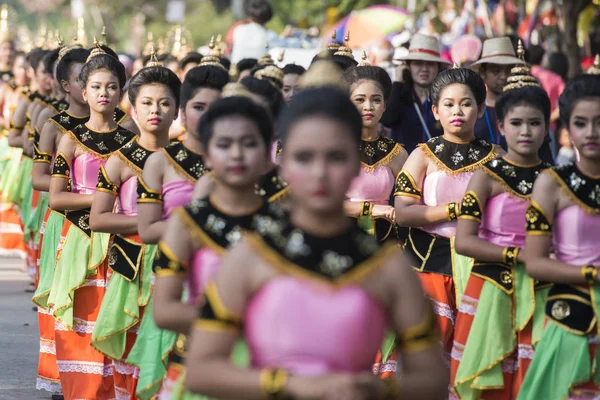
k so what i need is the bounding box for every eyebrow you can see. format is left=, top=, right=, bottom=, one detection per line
left=442, top=97, right=473, bottom=101
left=90, top=81, right=118, bottom=85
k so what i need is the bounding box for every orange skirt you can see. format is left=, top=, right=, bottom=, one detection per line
left=0, top=203, right=25, bottom=255
left=419, top=271, right=455, bottom=357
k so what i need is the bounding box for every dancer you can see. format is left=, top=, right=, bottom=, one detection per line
left=47, top=48, right=135, bottom=400
left=183, top=86, right=447, bottom=400
left=451, top=60, right=552, bottom=399
left=393, top=68, right=500, bottom=367
left=281, top=64, right=305, bottom=103
left=90, top=64, right=180, bottom=400
left=343, top=63, right=408, bottom=243
left=518, top=75, right=600, bottom=400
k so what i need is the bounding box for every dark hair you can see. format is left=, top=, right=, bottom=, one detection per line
left=181, top=65, right=230, bottom=109
left=559, top=74, right=600, bottom=127
left=79, top=53, right=127, bottom=89
left=430, top=67, right=486, bottom=106
left=128, top=66, right=182, bottom=108
left=28, top=49, right=48, bottom=71
left=98, top=45, right=119, bottom=60
left=56, top=48, right=90, bottom=84
left=218, top=56, right=231, bottom=71
left=43, top=48, right=60, bottom=78
left=244, top=0, right=273, bottom=25
left=527, top=45, right=545, bottom=66
left=547, top=52, right=568, bottom=83
left=278, top=87, right=362, bottom=145
left=283, top=64, right=306, bottom=76
left=250, top=64, right=283, bottom=89
left=197, top=96, right=273, bottom=149
left=332, top=54, right=358, bottom=71
left=237, top=58, right=258, bottom=73
left=240, top=75, right=284, bottom=118
left=179, top=52, right=203, bottom=71
left=495, top=85, right=551, bottom=127
left=343, top=65, right=393, bottom=101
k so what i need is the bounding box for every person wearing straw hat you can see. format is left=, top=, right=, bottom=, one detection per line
left=471, top=37, right=521, bottom=148
left=381, top=33, right=451, bottom=153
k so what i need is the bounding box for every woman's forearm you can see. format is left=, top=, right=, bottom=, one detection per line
left=89, top=212, right=137, bottom=235
left=138, top=220, right=167, bottom=244
left=153, top=299, right=197, bottom=334
left=49, top=191, right=94, bottom=211
left=395, top=203, right=448, bottom=227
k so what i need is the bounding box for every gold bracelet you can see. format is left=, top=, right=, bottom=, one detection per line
left=360, top=201, right=373, bottom=217
left=502, top=246, right=519, bottom=266
left=446, top=202, right=458, bottom=221
left=582, top=265, right=598, bottom=285
left=259, top=368, right=289, bottom=399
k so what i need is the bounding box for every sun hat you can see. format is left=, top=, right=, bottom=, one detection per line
left=394, top=33, right=451, bottom=64
left=471, top=36, right=522, bottom=67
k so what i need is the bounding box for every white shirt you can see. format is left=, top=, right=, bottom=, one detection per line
left=231, top=22, right=277, bottom=63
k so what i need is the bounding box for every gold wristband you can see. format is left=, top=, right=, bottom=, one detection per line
left=502, top=246, right=519, bottom=266
left=582, top=265, right=598, bottom=285
left=259, top=368, right=289, bottom=399
left=360, top=201, right=373, bottom=217
left=446, top=202, right=458, bottom=221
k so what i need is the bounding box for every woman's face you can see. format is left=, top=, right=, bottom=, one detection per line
left=62, top=62, right=86, bottom=106
left=499, top=104, right=547, bottom=158
left=132, top=83, right=178, bottom=136
left=432, top=83, right=484, bottom=138
left=12, top=55, right=27, bottom=86
left=280, top=116, right=360, bottom=215
left=409, top=60, right=439, bottom=87
left=568, top=97, right=600, bottom=161
left=350, top=80, right=386, bottom=131
left=182, top=88, right=221, bottom=137
left=82, top=69, right=122, bottom=115
left=282, top=73, right=300, bottom=103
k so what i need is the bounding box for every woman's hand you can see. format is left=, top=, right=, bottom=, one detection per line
left=289, top=372, right=386, bottom=400
left=372, top=205, right=395, bottom=222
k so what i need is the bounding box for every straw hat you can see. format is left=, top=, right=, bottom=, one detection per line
left=472, top=37, right=522, bottom=67
left=394, top=33, right=451, bottom=64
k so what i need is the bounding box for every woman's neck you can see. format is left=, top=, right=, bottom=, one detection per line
left=183, top=133, right=203, bottom=154
left=209, top=182, right=263, bottom=216
left=443, top=132, right=475, bottom=144
left=577, top=157, right=600, bottom=178
left=361, top=125, right=379, bottom=141
left=503, top=150, right=540, bottom=167
left=138, top=130, right=169, bottom=151
left=86, top=112, right=117, bottom=132
left=67, top=99, right=89, bottom=118
left=290, top=206, right=352, bottom=238
left=414, top=83, right=430, bottom=103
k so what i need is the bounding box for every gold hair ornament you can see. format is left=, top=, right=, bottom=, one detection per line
left=86, top=37, right=106, bottom=62
left=298, top=60, right=348, bottom=92
left=258, top=41, right=275, bottom=65
left=198, top=35, right=226, bottom=70
left=358, top=50, right=370, bottom=66
left=503, top=40, right=541, bottom=91
left=333, top=31, right=354, bottom=59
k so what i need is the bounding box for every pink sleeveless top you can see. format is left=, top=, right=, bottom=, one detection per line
left=480, top=194, right=528, bottom=248
left=188, top=249, right=221, bottom=305
left=553, top=206, right=600, bottom=266
left=162, top=180, right=194, bottom=218
left=71, top=153, right=105, bottom=195
left=346, top=167, right=395, bottom=206
left=421, top=171, right=473, bottom=237
left=116, top=176, right=138, bottom=216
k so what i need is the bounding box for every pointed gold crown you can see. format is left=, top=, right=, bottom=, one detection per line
left=258, top=41, right=275, bottom=65
left=86, top=37, right=106, bottom=62
left=56, top=32, right=64, bottom=48
left=58, top=43, right=83, bottom=61
left=100, top=26, right=107, bottom=46
left=277, top=49, right=285, bottom=64
left=503, top=40, right=541, bottom=91
left=222, top=82, right=253, bottom=99
left=334, top=32, right=354, bottom=59
left=76, top=17, right=87, bottom=47
left=0, top=5, right=14, bottom=43
left=198, top=36, right=226, bottom=70
left=171, top=25, right=183, bottom=59
left=143, top=32, right=155, bottom=56
left=358, top=51, right=370, bottom=67
left=327, top=30, right=340, bottom=51
left=587, top=54, right=600, bottom=75
left=254, top=64, right=284, bottom=87
left=298, top=60, right=348, bottom=92
left=146, top=45, right=161, bottom=67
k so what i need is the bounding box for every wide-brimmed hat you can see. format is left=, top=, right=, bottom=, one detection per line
left=472, top=37, right=522, bottom=67
left=395, top=33, right=451, bottom=64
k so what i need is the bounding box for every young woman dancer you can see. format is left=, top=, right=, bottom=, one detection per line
left=390, top=68, right=500, bottom=373
left=46, top=49, right=136, bottom=400
left=89, top=65, right=180, bottom=400
left=153, top=96, right=275, bottom=399
left=451, top=66, right=552, bottom=399
left=128, top=64, right=228, bottom=400
left=517, top=75, right=600, bottom=400
left=183, top=87, right=447, bottom=400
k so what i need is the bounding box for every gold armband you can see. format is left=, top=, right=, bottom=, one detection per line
left=51, top=152, right=70, bottom=178
left=582, top=265, right=598, bottom=285
left=260, top=368, right=289, bottom=400
left=526, top=201, right=552, bottom=236
left=393, top=170, right=422, bottom=198
left=137, top=177, right=163, bottom=204
left=153, top=241, right=189, bottom=276
left=96, top=166, right=119, bottom=195
left=458, top=190, right=482, bottom=222
left=502, top=246, right=520, bottom=266
left=360, top=201, right=373, bottom=217
left=446, top=202, right=458, bottom=221
left=33, top=143, right=52, bottom=164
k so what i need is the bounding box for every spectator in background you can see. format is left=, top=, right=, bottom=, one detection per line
left=236, top=58, right=258, bottom=81
left=231, top=0, right=277, bottom=63
left=546, top=52, right=569, bottom=83
left=369, top=38, right=397, bottom=81
left=528, top=44, right=565, bottom=113
left=282, top=64, right=305, bottom=103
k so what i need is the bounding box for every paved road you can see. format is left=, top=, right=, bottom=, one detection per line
left=0, top=256, right=47, bottom=400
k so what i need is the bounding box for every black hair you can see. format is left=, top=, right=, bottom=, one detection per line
left=332, top=54, right=358, bottom=71
left=343, top=65, right=393, bottom=101
left=43, top=48, right=60, bottom=78
left=79, top=53, right=127, bottom=89
left=13, top=51, right=25, bottom=61
left=218, top=56, right=231, bottom=72
left=179, top=52, right=203, bottom=71
left=527, top=45, right=545, bottom=66
left=283, top=64, right=306, bottom=76
left=98, top=45, right=119, bottom=60
left=197, top=95, right=273, bottom=149
left=240, top=75, right=284, bottom=118
left=250, top=64, right=283, bottom=89
left=128, top=66, right=182, bottom=108
left=547, top=52, right=569, bottom=83
left=237, top=58, right=258, bottom=73
left=430, top=67, right=486, bottom=106
left=558, top=74, right=600, bottom=127
left=495, top=85, right=551, bottom=127
left=56, top=48, right=90, bottom=84
left=181, top=65, right=230, bottom=109
left=278, top=87, right=362, bottom=145
left=28, top=49, right=48, bottom=71
left=244, top=0, right=273, bottom=25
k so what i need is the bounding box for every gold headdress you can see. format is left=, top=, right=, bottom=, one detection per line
left=587, top=54, right=600, bottom=75
left=76, top=17, right=87, bottom=47
left=254, top=64, right=284, bottom=87
left=58, top=44, right=83, bottom=61
left=101, top=26, right=107, bottom=46
left=35, top=24, right=48, bottom=49
left=0, top=5, right=14, bottom=43
left=277, top=50, right=285, bottom=64
left=222, top=82, right=253, bottom=99
left=258, top=41, right=274, bottom=65
left=171, top=25, right=183, bottom=59
left=327, top=30, right=341, bottom=52
left=198, top=36, right=226, bottom=70
left=86, top=37, right=106, bottom=62
left=298, top=60, right=348, bottom=92
left=358, top=51, right=370, bottom=67
left=334, top=32, right=354, bottom=59
left=503, top=40, right=541, bottom=91
left=146, top=45, right=161, bottom=67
